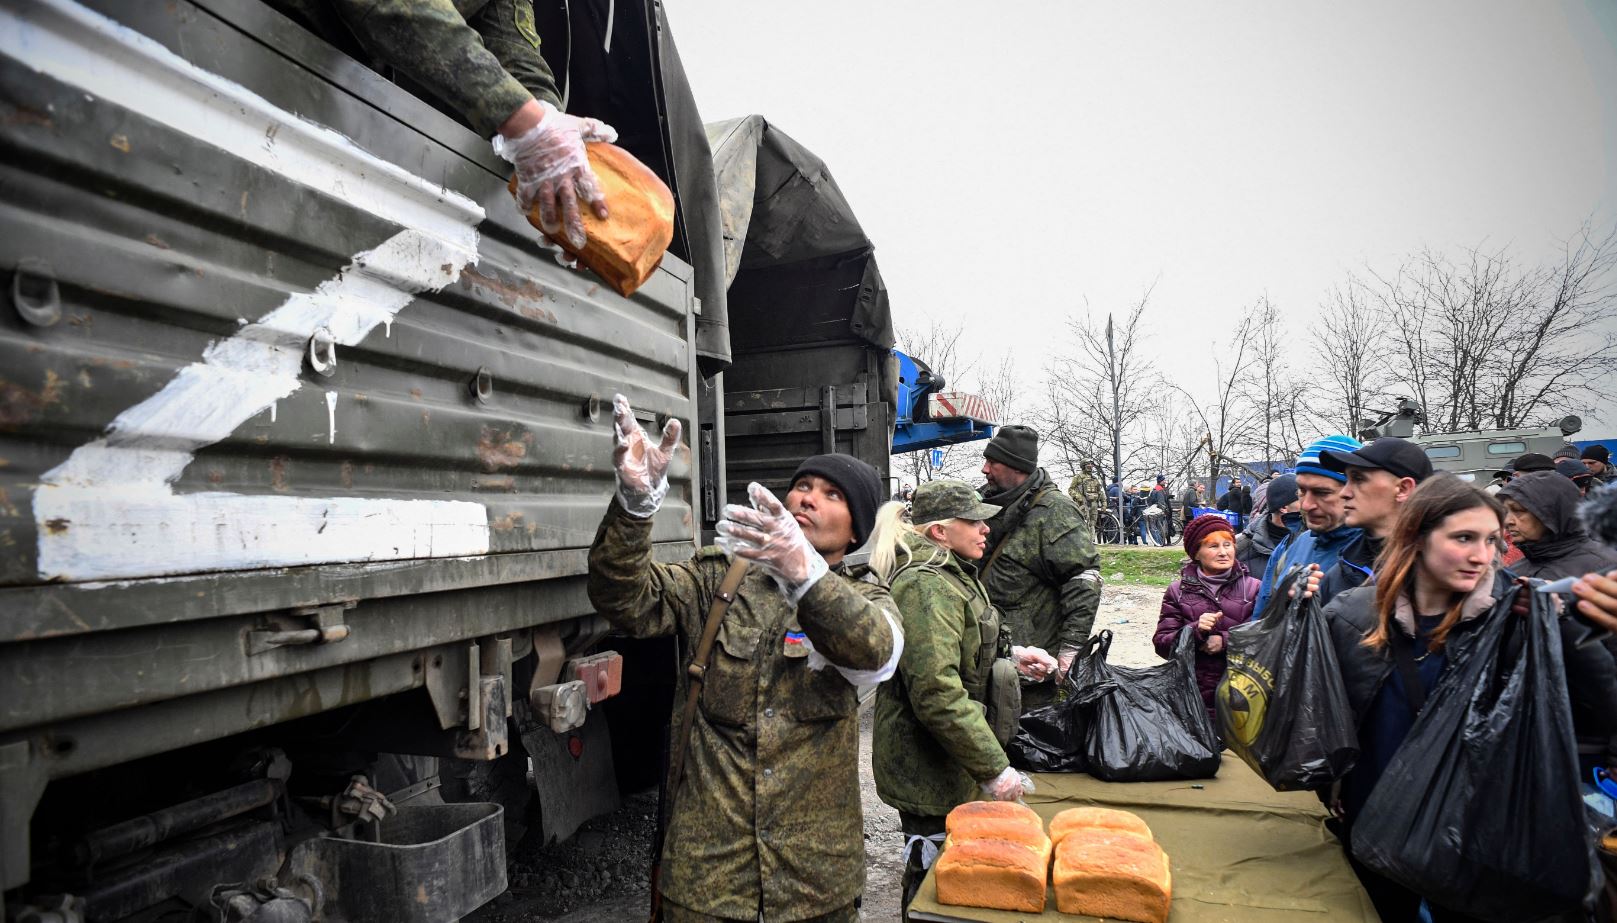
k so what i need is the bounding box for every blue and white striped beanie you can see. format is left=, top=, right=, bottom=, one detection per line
left=1295, top=434, right=1362, bottom=483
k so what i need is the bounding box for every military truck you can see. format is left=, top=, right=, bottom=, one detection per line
left=1357, top=399, right=1583, bottom=482
left=0, top=2, right=899, bottom=919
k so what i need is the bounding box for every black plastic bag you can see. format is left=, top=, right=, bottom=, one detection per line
left=1005, top=681, right=1087, bottom=773
left=1216, top=566, right=1359, bottom=790
left=1071, top=627, right=1220, bottom=782
left=1350, top=585, right=1590, bottom=921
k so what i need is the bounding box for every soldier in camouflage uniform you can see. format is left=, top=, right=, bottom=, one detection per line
left=978, top=426, right=1104, bottom=711
left=1067, top=460, right=1104, bottom=524
left=589, top=396, right=900, bottom=922
left=330, top=0, right=613, bottom=246
left=866, top=481, right=1053, bottom=921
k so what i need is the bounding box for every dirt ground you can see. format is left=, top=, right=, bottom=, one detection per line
left=473, top=579, right=1171, bottom=922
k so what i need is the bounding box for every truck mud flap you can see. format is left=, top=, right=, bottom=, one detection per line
left=522, top=707, right=620, bottom=845
left=286, top=803, right=505, bottom=923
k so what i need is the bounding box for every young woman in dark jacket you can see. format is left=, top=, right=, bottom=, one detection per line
left=1322, top=474, right=1616, bottom=922
left=1154, top=514, right=1260, bottom=720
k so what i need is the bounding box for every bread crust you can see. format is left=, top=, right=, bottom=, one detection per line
left=935, top=838, right=1049, bottom=913
left=511, top=142, right=674, bottom=297
left=1050, top=806, right=1154, bottom=845
left=1052, top=828, right=1172, bottom=923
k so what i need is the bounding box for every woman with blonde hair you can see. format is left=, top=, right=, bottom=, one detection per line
left=868, top=479, right=1055, bottom=920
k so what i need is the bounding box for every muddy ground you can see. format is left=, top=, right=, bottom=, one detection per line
left=468, top=579, right=1171, bottom=922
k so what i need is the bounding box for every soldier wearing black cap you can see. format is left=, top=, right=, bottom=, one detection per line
left=978, top=425, right=1103, bottom=710
left=1583, top=444, right=1613, bottom=486
left=1316, top=437, right=1435, bottom=605
left=589, top=396, right=901, bottom=921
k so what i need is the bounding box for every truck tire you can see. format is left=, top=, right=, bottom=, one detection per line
left=440, top=743, right=535, bottom=849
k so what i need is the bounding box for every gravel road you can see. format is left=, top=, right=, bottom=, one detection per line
left=472, top=579, right=1172, bottom=921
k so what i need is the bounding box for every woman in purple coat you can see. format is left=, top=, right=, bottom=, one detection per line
left=1154, top=514, right=1261, bottom=719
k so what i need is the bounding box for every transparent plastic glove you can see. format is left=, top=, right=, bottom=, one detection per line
left=1010, top=645, right=1057, bottom=681
left=714, top=482, right=829, bottom=603
left=980, top=766, right=1035, bottom=801
left=611, top=394, right=680, bottom=519
left=1056, top=644, right=1083, bottom=679
left=491, top=101, right=618, bottom=249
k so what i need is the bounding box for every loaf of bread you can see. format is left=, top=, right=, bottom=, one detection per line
left=1050, top=806, right=1154, bottom=846
left=1052, top=827, right=1172, bottom=923
left=510, top=141, right=674, bottom=297
left=934, top=838, right=1049, bottom=914
left=944, top=800, right=1044, bottom=847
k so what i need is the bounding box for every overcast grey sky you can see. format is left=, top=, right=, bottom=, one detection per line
left=673, top=0, right=1617, bottom=438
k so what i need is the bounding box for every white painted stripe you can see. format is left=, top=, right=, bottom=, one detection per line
left=0, top=0, right=484, bottom=249
left=15, top=0, right=496, bottom=581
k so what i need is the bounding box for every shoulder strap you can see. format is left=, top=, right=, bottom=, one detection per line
left=1386, top=628, right=1428, bottom=718
left=667, top=559, right=750, bottom=795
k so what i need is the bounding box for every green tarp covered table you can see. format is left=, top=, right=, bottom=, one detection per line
left=907, top=755, right=1379, bottom=922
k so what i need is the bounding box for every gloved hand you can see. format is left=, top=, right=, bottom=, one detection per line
left=980, top=765, right=1035, bottom=801
left=611, top=394, right=681, bottom=518
left=1056, top=644, right=1083, bottom=679
left=714, top=482, right=829, bottom=603
left=491, top=101, right=618, bottom=249
left=1010, top=645, right=1057, bottom=681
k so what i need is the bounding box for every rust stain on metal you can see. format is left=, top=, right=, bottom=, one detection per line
left=352, top=392, right=368, bottom=403
left=206, top=469, right=224, bottom=485
left=44, top=517, right=70, bottom=535
left=2, top=103, right=52, bottom=128
left=0, top=487, right=18, bottom=518
left=269, top=456, right=290, bottom=492
left=67, top=313, right=93, bottom=327
left=144, top=233, right=170, bottom=250
left=340, top=460, right=354, bottom=489
left=460, top=266, right=555, bottom=322
left=109, top=133, right=131, bottom=152
left=471, top=475, right=516, bottom=492
left=490, top=511, right=525, bottom=532
left=0, top=370, right=64, bottom=429
left=409, top=388, right=424, bottom=400
left=476, top=426, right=533, bottom=472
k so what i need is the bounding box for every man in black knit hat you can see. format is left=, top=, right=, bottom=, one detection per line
left=589, top=396, right=900, bottom=921
left=978, top=425, right=1103, bottom=711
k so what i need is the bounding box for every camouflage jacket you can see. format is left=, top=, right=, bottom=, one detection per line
left=980, top=469, right=1102, bottom=654
left=587, top=499, right=898, bottom=920
left=1067, top=473, right=1103, bottom=520
left=874, top=534, right=1010, bottom=816
left=331, top=0, right=561, bottom=137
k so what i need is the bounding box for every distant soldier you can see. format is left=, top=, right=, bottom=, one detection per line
left=1068, top=461, right=1104, bottom=522
left=979, top=426, right=1103, bottom=710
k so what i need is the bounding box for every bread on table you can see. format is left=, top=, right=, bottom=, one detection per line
left=934, top=837, right=1049, bottom=914
left=1052, top=827, right=1172, bottom=923
left=1050, top=806, right=1154, bottom=846
left=944, top=800, right=1045, bottom=848
left=510, top=141, right=674, bottom=297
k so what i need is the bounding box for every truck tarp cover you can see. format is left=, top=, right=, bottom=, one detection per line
left=706, top=115, right=894, bottom=351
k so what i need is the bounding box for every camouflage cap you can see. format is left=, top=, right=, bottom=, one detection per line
left=911, top=479, right=1001, bottom=524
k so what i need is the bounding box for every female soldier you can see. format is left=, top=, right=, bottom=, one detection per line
left=868, top=480, right=1055, bottom=920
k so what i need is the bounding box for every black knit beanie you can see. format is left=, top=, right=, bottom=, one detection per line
left=791, top=454, right=884, bottom=547
left=984, top=425, right=1039, bottom=473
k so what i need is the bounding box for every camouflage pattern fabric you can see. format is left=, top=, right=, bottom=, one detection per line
left=587, top=499, right=897, bottom=921
left=873, top=533, right=1010, bottom=817
left=1068, top=472, right=1103, bottom=522
left=330, top=0, right=561, bottom=137
left=980, top=469, right=1102, bottom=709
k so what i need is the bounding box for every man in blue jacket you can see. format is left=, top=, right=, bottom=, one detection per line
left=1252, top=435, right=1364, bottom=616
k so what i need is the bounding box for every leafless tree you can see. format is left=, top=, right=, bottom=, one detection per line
left=1170, top=303, right=1264, bottom=492
left=1239, top=295, right=1313, bottom=465
left=1315, top=277, right=1393, bottom=437
left=1039, top=292, right=1160, bottom=497
left=1363, top=225, right=1617, bottom=431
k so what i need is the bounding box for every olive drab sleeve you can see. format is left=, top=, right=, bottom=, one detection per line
left=890, top=576, right=1008, bottom=783
left=1047, top=516, right=1103, bottom=650
left=329, top=0, right=560, bottom=138
left=586, top=497, right=714, bottom=639
left=795, top=568, right=899, bottom=675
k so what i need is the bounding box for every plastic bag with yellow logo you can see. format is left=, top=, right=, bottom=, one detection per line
left=1216, top=566, right=1359, bottom=791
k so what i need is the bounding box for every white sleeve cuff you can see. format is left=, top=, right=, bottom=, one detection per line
left=803, top=608, right=905, bottom=685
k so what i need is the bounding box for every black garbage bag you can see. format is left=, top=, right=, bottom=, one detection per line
left=1216, top=566, right=1359, bottom=790
left=1350, top=584, right=1590, bottom=922
left=1071, top=627, right=1220, bottom=782
left=1005, top=678, right=1087, bottom=773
